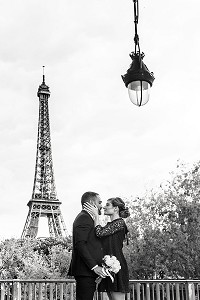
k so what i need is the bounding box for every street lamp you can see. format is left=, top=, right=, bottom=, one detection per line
left=122, top=0, right=155, bottom=107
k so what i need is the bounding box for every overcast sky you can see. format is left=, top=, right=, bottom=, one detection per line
left=0, top=0, right=199, bottom=239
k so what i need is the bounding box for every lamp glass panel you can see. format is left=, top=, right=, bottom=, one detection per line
left=128, top=81, right=150, bottom=106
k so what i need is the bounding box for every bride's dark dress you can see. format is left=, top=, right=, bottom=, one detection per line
left=95, top=218, right=129, bottom=293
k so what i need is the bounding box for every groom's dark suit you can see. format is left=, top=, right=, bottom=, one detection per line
left=68, top=210, right=103, bottom=300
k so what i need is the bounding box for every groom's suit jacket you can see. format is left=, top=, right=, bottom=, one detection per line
left=68, top=210, right=103, bottom=277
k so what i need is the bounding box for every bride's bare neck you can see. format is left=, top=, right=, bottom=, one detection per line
left=110, top=212, right=120, bottom=221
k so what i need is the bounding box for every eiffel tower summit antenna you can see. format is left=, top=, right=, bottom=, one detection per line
left=21, top=68, right=68, bottom=239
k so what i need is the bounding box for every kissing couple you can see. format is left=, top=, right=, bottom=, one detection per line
left=68, top=191, right=130, bottom=300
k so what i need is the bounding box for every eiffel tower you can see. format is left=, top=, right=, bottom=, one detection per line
left=21, top=69, right=67, bottom=239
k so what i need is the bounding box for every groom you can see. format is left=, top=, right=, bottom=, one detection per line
left=68, top=191, right=106, bottom=300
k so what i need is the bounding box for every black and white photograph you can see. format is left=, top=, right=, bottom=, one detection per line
left=0, top=0, right=199, bottom=299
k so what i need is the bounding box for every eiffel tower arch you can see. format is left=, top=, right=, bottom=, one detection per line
left=21, top=70, right=67, bottom=239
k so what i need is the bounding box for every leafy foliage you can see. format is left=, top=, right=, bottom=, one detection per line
left=0, top=237, right=72, bottom=279
left=124, top=160, right=200, bottom=279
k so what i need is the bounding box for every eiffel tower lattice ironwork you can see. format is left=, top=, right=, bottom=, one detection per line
left=21, top=71, right=67, bottom=239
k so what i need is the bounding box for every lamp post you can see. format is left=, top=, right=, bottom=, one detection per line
left=122, top=0, right=155, bottom=107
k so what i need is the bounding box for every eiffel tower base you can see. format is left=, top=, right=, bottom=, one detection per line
left=21, top=199, right=67, bottom=239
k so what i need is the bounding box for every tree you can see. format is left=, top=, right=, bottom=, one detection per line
left=0, top=237, right=72, bottom=279
left=124, top=160, right=200, bottom=279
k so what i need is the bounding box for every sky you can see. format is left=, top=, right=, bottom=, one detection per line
left=0, top=0, right=200, bottom=239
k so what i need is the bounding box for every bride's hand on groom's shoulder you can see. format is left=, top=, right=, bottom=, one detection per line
left=83, top=203, right=98, bottom=218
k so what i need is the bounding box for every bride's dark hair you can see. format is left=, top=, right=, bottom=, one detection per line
left=108, top=197, right=130, bottom=218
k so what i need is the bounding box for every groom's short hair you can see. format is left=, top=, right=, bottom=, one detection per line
left=81, top=191, right=99, bottom=206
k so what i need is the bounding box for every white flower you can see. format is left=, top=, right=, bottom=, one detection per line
left=103, top=255, right=121, bottom=274
left=96, top=255, right=121, bottom=285
left=112, top=263, right=121, bottom=273
left=104, top=255, right=113, bottom=267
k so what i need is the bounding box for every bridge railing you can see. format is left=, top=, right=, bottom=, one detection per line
left=0, top=279, right=199, bottom=300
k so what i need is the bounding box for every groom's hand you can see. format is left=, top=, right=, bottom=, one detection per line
left=93, top=266, right=106, bottom=278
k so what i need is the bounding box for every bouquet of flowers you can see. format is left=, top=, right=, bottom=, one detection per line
left=95, top=255, right=121, bottom=286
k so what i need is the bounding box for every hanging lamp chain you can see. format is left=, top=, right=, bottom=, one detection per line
left=133, top=0, right=140, bottom=54
left=133, top=0, right=145, bottom=68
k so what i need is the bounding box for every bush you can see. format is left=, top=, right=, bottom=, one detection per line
left=0, top=237, right=72, bottom=279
